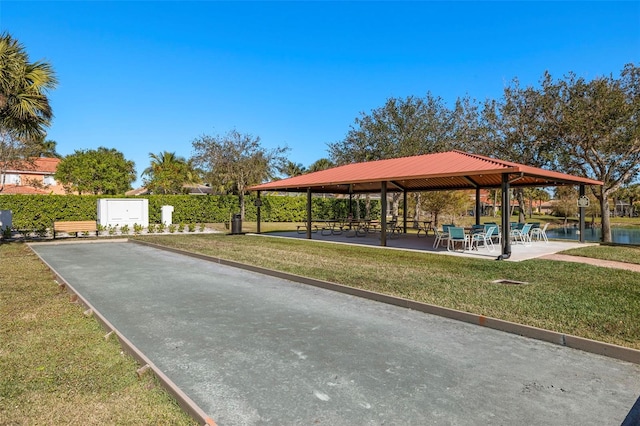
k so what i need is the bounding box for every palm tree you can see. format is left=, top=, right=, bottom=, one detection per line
left=0, top=32, right=57, bottom=140
left=307, top=158, right=334, bottom=173
left=35, top=138, right=61, bottom=158
left=142, top=151, right=196, bottom=194
left=281, top=161, right=306, bottom=177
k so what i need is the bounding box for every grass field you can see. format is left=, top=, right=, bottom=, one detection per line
left=0, top=242, right=197, bottom=425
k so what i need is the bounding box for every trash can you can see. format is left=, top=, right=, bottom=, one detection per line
left=231, top=213, right=242, bottom=234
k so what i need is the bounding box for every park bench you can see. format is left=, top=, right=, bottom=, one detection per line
left=53, top=220, right=98, bottom=239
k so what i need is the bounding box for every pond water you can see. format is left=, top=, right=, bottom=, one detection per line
left=546, top=226, right=640, bottom=245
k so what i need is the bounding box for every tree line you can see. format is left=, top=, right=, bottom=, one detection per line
left=327, top=65, right=640, bottom=242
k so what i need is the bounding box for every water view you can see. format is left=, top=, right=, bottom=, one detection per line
left=546, top=226, right=640, bottom=245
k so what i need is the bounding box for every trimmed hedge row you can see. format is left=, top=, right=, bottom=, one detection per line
left=0, top=194, right=380, bottom=232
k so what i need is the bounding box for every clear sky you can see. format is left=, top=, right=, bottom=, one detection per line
left=2, top=1, right=639, bottom=187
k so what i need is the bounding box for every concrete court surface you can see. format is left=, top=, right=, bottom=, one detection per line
left=31, top=241, right=640, bottom=426
left=264, top=230, right=590, bottom=262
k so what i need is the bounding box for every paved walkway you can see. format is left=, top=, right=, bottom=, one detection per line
left=541, top=253, right=640, bottom=272
left=31, top=241, right=640, bottom=426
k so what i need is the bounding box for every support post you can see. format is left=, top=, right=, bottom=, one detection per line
left=475, top=187, right=481, bottom=226
left=306, top=188, right=312, bottom=240
left=498, top=174, right=511, bottom=260
left=403, top=190, right=408, bottom=234
left=381, top=182, right=387, bottom=247
left=579, top=185, right=585, bottom=243
left=256, top=191, right=261, bottom=234
left=349, top=185, right=353, bottom=218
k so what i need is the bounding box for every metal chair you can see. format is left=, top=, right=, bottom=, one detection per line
left=447, top=226, right=470, bottom=252
left=470, top=225, right=496, bottom=252
left=511, top=223, right=533, bottom=246
left=530, top=222, right=549, bottom=242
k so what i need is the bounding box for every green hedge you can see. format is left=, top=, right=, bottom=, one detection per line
left=0, top=194, right=380, bottom=232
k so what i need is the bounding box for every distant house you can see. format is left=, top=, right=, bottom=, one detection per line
left=0, top=157, right=65, bottom=195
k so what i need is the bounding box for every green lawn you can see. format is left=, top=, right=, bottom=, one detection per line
left=135, top=233, right=640, bottom=350
left=3, top=233, right=639, bottom=423
left=561, top=244, right=640, bottom=265
left=0, top=242, right=197, bottom=425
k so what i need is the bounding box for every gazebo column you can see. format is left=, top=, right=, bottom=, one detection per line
left=306, top=188, right=312, bottom=240
left=256, top=191, right=261, bottom=234
left=349, top=184, right=354, bottom=218
left=475, top=187, right=481, bottom=226
left=579, top=185, right=586, bottom=243
left=381, top=182, right=387, bottom=247
left=403, top=190, right=408, bottom=233
left=499, top=174, right=511, bottom=260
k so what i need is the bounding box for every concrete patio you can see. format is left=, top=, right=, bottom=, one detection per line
left=260, top=230, right=592, bottom=262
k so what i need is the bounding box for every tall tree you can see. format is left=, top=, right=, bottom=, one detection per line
left=36, top=138, right=61, bottom=158
left=142, top=151, right=197, bottom=194
left=553, top=186, right=578, bottom=227
left=54, top=147, right=136, bottom=195
left=191, top=129, right=288, bottom=219
left=0, top=32, right=57, bottom=139
left=553, top=64, right=640, bottom=242
left=481, top=76, right=557, bottom=222
left=329, top=94, right=454, bottom=217
left=328, top=93, right=454, bottom=166
left=0, top=32, right=57, bottom=192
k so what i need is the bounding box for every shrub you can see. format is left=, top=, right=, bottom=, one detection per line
left=0, top=194, right=380, bottom=235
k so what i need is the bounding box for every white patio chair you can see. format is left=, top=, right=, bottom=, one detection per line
left=511, top=223, right=533, bottom=246
left=433, top=228, right=449, bottom=248
left=530, top=222, right=549, bottom=243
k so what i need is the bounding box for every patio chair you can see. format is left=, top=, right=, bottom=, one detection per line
left=485, top=224, right=501, bottom=244
left=447, top=226, right=470, bottom=252
left=510, top=223, right=533, bottom=246
left=470, top=225, right=496, bottom=252
left=530, top=222, right=549, bottom=243
left=433, top=228, right=449, bottom=248
left=434, top=224, right=454, bottom=248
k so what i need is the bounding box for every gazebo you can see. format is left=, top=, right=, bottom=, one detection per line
left=249, top=151, right=603, bottom=260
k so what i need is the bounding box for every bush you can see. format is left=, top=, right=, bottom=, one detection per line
left=0, top=194, right=380, bottom=234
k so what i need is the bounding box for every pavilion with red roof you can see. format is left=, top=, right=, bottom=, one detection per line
left=249, top=151, right=603, bottom=259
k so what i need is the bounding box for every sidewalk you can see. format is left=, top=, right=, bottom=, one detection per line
left=541, top=254, right=640, bottom=272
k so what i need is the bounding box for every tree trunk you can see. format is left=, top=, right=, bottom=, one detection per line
left=493, top=191, right=498, bottom=217
left=391, top=193, right=401, bottom=218
left=413, top=193, right=421, bottom=224
left=365, top=195, right=371, bottom=219
left=239, top=193, right=245, bottom=220
left=515, top=189, right=526, bottom=223
left=599, top=192, right=612, bottom=242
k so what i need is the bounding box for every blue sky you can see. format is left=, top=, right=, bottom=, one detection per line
left=2, top=1, right=639, bottom=187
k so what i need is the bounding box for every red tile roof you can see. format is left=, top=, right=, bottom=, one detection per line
left=0, top=184, right=52, bottom=195
left=1, top=157, right=60, bottom=174
left=250, top=151, right=603, bottom=193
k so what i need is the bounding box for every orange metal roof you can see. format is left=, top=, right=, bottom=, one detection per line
left=249, top=151, right=603, bottom=193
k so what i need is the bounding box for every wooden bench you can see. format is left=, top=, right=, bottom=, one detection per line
left=53, top=221, right=98, bottom=238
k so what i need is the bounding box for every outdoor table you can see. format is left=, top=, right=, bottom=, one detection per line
left=417, top=221, right=435, bottom=237
left=344, top=220, right=370, bottom=237
left=316, top=220, right=343, bottom=235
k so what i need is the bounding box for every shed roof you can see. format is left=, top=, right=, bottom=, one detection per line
left=249, top=150, right=603, bottom=193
